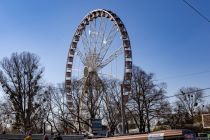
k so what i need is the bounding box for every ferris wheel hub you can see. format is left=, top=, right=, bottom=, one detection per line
left=88, top=67, right=94, bottom=73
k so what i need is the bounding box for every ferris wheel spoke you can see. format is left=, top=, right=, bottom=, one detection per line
left=75, top=48, right=86, bottom=65
left=98, top=72, right=117, bottom=79
left=82, top=27, right=93, bottom=58
left=98, top=46, right=124, bottom=69
left=106, top=24, right=118, bottom=43
left=88, top=18, right=97, bottom=50
left=97, top=18, right=108, bottom=55
left=81, top=32, right=89, bottom=54
left=93, top=17, right=98, bottom=50
left=94, top=17, right=103, bottom=51
left=99, top=25, right=118, bottom=60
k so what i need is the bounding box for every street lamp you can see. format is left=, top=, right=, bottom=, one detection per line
left=120, top=84, right=126, bottom=135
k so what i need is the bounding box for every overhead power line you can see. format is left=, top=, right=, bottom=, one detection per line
left=155, top=70, right=210, bottom=82
left=169, top=93, right=210, bottom=105
left=182, top=0, right=210, bottom=22
left=202, top=94, right=210, bottom=99
left=165, top=87, right=210, bottom=99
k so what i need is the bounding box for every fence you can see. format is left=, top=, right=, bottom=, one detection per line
left=0, top=134, right=84, bottom=140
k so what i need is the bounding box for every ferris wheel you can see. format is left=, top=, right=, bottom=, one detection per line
left=65, top=9, right=132, bottom=108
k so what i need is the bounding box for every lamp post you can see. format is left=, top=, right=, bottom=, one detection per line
left=120, top=84, right=126, bottom=135
left=42, top=109, right=46, bottom=135
left=43, top=122, right=46, bottom=135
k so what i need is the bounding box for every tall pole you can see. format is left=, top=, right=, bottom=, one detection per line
left=43, top=122, right=46, bottom=135
left=121, top=84, right=126, bottom=135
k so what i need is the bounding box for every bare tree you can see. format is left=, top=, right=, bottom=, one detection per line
left=204, top=104, right=210, bottom=113
left=102, top=79, right=121, bottom=135
left=43, top=81, right=92, bottom=134
left=68, top=79, right=91, bottom=132
left=0, top=95, right=14, bottom=133
left=129, top=65, right=168, bottom=133
left=175, top=87, right=203, bottom=125
left=0, top=52, right=44, bottom=133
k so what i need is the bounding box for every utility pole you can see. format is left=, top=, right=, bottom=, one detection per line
left=120, top=84, right=126, bottom=135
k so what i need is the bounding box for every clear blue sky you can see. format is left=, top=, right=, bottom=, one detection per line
left=0, top=0, right=210, bottom=98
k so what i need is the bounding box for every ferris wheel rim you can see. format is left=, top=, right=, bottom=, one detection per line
left=65, top=9, right=132, bottom=105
